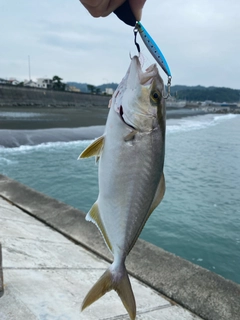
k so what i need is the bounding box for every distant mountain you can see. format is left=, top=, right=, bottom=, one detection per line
left=67, top=82, right=240, bottom=103
left=172, top=86, right=240, bottom=103
left=170, top=85, right=206, bottom=94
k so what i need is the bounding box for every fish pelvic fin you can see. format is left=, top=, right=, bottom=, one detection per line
left=78, top=135, right=105, bottom=159
left=86, top=202, right=112, bottom=252
left=81, top=263, right=136, bottom=320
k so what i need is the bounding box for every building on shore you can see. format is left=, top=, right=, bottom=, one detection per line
left=104, top=87, right=114, bottom=95
left=36, top=78, right=53, bottom=89
left=23, top=79, right=38, bottom=87
left=0, top=78, right=19, bottom=85
left=67, top=85, right=81, bottom=92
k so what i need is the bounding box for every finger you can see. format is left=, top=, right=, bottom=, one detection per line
left=129, top=0, right=146, bottom=21
left=80, top=0, right=125, bottom=17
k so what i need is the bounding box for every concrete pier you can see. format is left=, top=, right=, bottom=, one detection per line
left=0, top=243, right=3, bottom=298
left=0, top=174, right=240, bottom=320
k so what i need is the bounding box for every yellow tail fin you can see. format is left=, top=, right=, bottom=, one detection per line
left=81, top=264, right=136, bottom=320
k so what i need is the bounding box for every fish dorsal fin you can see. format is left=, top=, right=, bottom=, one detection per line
left=86, top=202, right=113, bottom=253
left=78, top=135, right=105, bottom=159
left=127, top=173, right=165, bottom=255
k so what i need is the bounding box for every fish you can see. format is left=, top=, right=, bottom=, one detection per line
left=79, top=55, right=166, bottom=320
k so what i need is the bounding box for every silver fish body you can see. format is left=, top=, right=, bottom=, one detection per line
left=79, top=56, right=166, bottom=320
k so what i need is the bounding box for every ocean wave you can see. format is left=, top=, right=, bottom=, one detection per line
left=0, top=113, right=238, bottom=149
left=167, top=113, right=238, bottom=134
left=0, top=139, right=92, bottom=154
left=0, top=112, right=43, bottom=119
left=0, top=126, right=104, bottom=148
left=213, top=113, right=237, bottom=122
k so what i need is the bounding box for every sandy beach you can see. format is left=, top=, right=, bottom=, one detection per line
left=0, top=106, right=109, bottom=130
left=0, top=105, right=209, bottom=130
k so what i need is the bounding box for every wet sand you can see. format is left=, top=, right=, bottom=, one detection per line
left=0, top=106, right=109, bottom=130
left=0, top=105, right=208, bottom=130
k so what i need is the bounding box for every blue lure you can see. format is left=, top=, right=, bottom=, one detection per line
left=134, top=21, right=172, bottom=79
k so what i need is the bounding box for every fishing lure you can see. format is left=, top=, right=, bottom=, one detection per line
left=134, top=21, right=172, bottom=98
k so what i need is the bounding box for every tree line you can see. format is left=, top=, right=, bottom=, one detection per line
left=172, top=86, right=240, bottom=103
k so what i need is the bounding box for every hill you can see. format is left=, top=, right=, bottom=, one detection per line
left=172, top=86, right=240, bottom=103
left=67, top=82, right=240, bottom=103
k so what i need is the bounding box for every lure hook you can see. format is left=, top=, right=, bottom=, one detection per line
left=163, top=76, right=172, bottom=99
left=133, top=27, right=140, bottom=54
left=133, top=22, right=172, bottom=99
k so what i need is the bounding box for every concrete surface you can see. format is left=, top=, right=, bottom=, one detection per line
left=0, top=243, right=3, bottom=298
left=0, top=174, right=240, bottom=320
left=0, top=197, right=202, bottom=320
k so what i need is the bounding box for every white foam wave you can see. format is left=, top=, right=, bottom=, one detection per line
left=0, top=114, right=238, bottom=152
left=0, top=112, right=42, bottom=119
left=0, top=139, right=92, bottom=154
left=167, top=113, right=238, bottom=134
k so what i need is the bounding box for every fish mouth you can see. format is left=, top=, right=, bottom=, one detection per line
left=119, top=105, right=136, bottom=130
left=128, top=56, right=159, bottom=87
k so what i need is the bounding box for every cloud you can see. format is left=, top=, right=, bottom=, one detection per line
left=1, top=0, right=240, bottom=88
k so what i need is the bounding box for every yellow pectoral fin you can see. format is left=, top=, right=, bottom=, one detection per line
left=78, top=135, right=105, bottom=159
left=86, top=202, right=112, bottom=252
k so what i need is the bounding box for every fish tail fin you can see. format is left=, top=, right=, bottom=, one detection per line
left=81, top=263, right=136, bottom=320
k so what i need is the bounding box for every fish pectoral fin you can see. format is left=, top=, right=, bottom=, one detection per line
left=86, top=202, right=112, bottom=252
left=148, top=172, right=165, bottom=215
left=124, top=130, right=137, bottom=142
left=78, top=135, right=105, bottom=159
left=82, top=264, right=136, bottom=320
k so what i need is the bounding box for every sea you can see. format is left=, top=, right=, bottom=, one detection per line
left=0, top=111, right=239, bottom=284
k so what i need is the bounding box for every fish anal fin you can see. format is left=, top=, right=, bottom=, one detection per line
left=148, top=172, right=165, bottom=216
left=82, top=264, right=136, bottom=320
left=86, top=202, right=112, bottom=252
left=127, top=173, right=165, bottom=254
left=78, top=135, right=105, bottom=159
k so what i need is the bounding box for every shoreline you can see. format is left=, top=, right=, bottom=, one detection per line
left=0, top=105, right=231, bottom=130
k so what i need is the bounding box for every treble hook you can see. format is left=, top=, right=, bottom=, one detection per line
left=163, top=76, right=172, bottom=99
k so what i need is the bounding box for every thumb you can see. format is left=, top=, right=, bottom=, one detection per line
left=129, top=0, right=146, bottom=21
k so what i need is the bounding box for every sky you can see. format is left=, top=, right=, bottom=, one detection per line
left=1, top=0, right=240, bottom=89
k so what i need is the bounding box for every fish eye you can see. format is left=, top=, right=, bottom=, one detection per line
left=151, top=90, right=161, bottom=103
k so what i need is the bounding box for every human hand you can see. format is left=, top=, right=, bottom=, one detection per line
left=80, top=0, right=146, bottom=24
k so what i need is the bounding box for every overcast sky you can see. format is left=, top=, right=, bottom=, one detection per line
left=1, top=0, right=240, bottom=89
